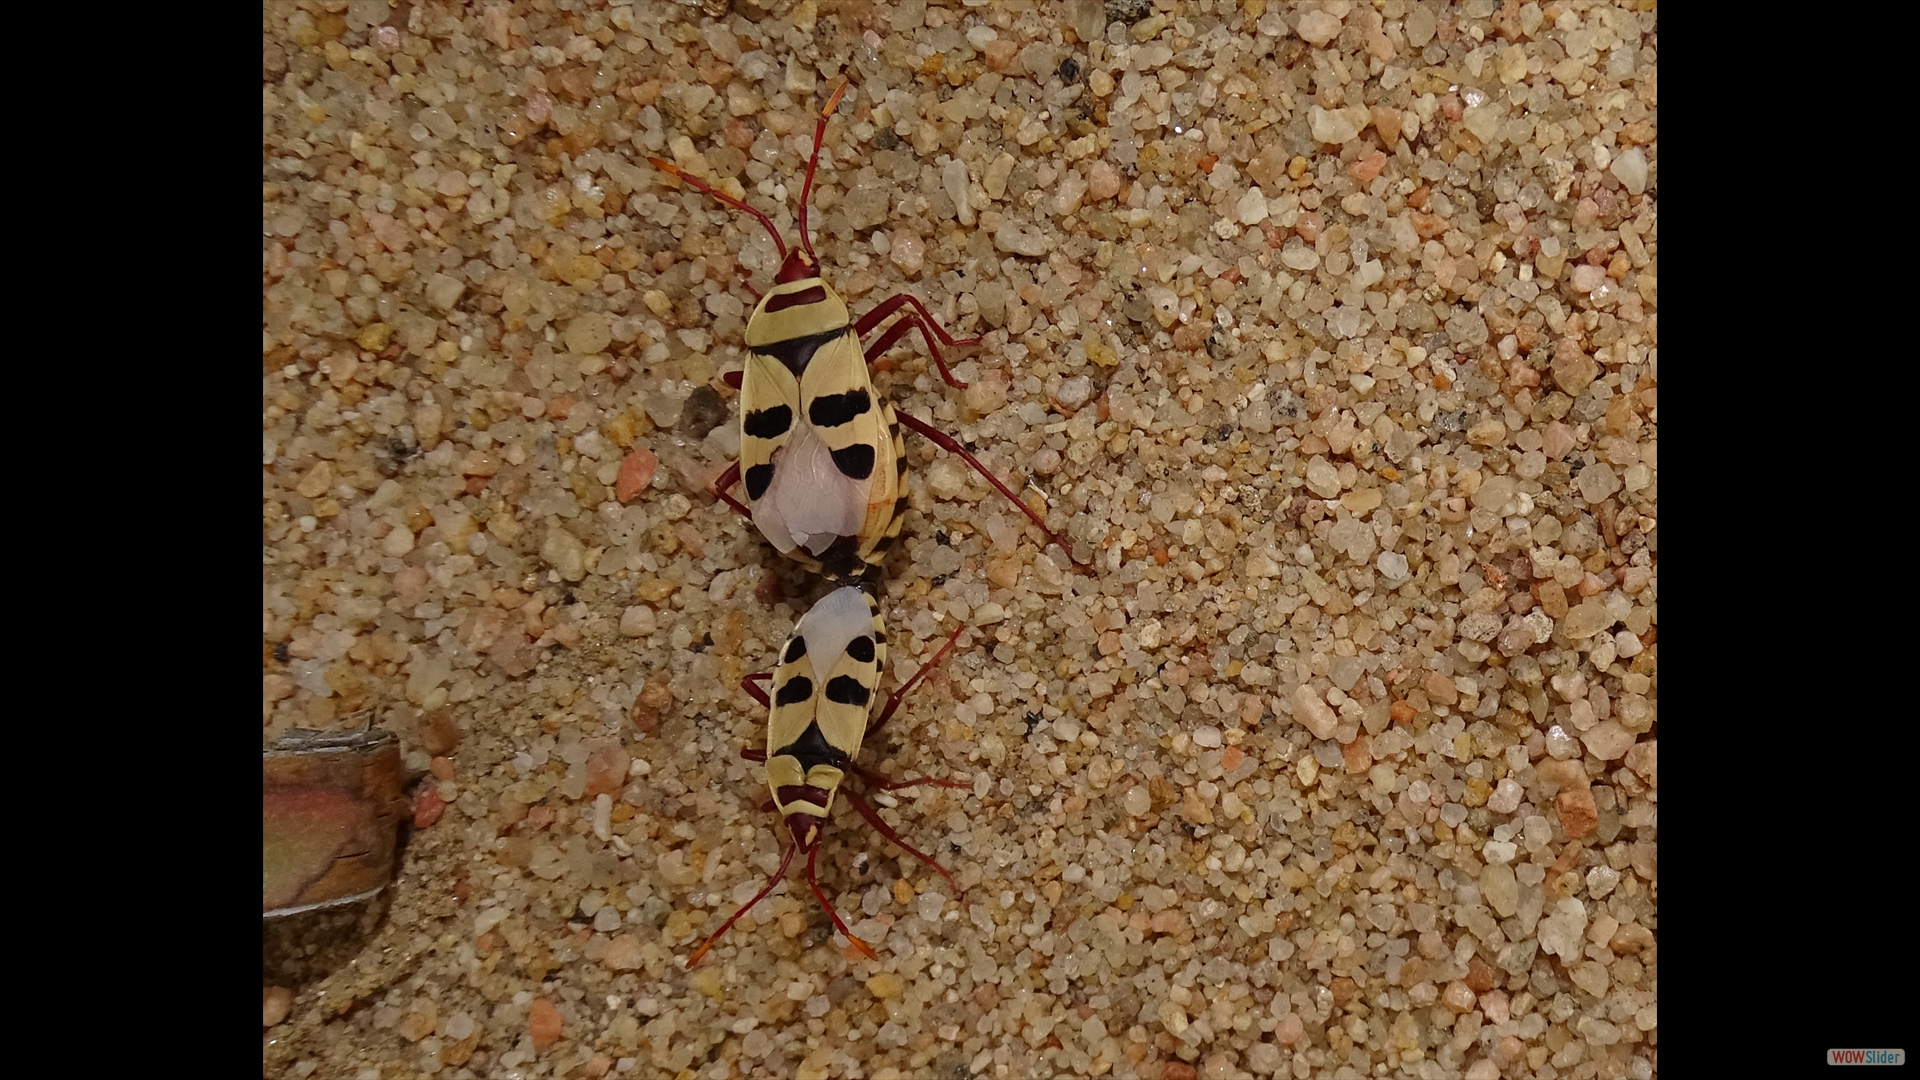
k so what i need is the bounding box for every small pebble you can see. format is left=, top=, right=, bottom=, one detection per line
left=528, top=998, right=562, bottom=1050
left=264, top=986, right=294, bottom=1028
left=1291, top=684, right=1339, bottom=740
left=541, top=527, right=588, bottom=582
left=1052, top=375, right=1093, bottom=411
left=1611, top=148, right=1649, bottom=195
left=615, top=448, right=658, bottom=505
left=889, top=231, right=925, bottom=275
left=583, top=742, right=630, bottom=796
left=1538, top=897, right=1589, bottom=960
left=1580, top=720, right=1636, bottom=761
left=994, top=222, right=1050, bottom=257
left=1488, top=777, right=1524, bottom=814
left=620, top=605, right=657, bottom=637
left=604, top=934, right=643, bottom=971
left=1557, top=786, right=1599, bottom=840
left=1308, top=105, right=1362, bottom=144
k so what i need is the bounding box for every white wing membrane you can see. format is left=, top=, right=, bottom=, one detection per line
left=755, top=422, right=869, bottom=556
left=791, top=586, right=874, bottom=671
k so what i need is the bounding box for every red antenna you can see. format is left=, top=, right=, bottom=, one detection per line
left=796, top=79, right=850, bottom=262
left=647, top=79, right=850, bottom=267
left=647, top=157, right=789, bottom=261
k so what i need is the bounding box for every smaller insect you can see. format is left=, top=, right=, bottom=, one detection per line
left=687, top=586, right=969, bottom=966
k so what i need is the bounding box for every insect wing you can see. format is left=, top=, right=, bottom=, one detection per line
left=739, top=350, right=807, bottom=552
left=811, top=589, right=885, bottom=772
left=796, top=332, right=897, bottom=548
left=764, top=587, right=882, bottom=805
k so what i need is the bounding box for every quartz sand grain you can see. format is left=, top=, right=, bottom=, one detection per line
left=263, top=1, right=1655, bottom=1077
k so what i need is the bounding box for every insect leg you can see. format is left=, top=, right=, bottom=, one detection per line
left=858, top=315, right=925, bottom=369
left=893, top=411, right=1092, bottom=574
left=740, top=671, right=774, bottom=709
left=854, top=292, right=980, bottom=389
left=806, top=844, right=876, bottom=959
left=841, top=786, right=960, bottom=895
left=686, top=842, right=800, bottom=967
left=709, top=461, right=754, bottom=520
left=869, top=620, right=967, bottom=738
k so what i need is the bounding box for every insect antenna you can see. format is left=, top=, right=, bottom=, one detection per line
left=647, top=157, right=789, bottom=261
left=807, top=844, right=876, bottom=959
left=686, top=842, right=799, bottom=967
left=796, top=79, right=850, bottom=263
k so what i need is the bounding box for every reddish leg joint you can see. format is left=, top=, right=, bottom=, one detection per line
left=855, top=292, right=978, bottom=389
left=740, top=671, right=773, bottom=710
left=871, top=619, right=966, bottom=737
left=709, top=461, right=753, bottom=520
left=892, top=412, right=1089, bottom=574
left=842, top=786, right=959, bottom=895
left=809, top=844, right=875, bottom=959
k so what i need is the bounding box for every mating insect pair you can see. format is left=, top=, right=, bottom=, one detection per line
left=652, top=78, right=1082, bottom=965
left=686, top=585, right=969, bottom=966
left=650, top=79, right=1086, bottom=584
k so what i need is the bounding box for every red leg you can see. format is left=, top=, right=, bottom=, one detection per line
left=740, top=671, right=773, bottom=709
left=842, top=786, right=959, bottom=895
left=687, top=842, right=799, bottom=967
left=892, top=411, right=1090, bottom=574
left=860, top=315, right=922, bottom=367
left=854, top=292, right=979, bottom=389
left=870, top=620, right=966, bottom=738
left=807, top=844, right=876, bottom=959
left=710, top=461, right=753, bottom=520
left=740, top=746, right=769, bottom=763
left=724, top=370, right=743, bottom=389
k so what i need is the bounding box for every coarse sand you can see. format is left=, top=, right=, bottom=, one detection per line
left=263, top=2, right=1655, bottom=1077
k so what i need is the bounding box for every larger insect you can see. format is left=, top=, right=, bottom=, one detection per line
left=687, top=585, right=968, bottom=966
left=650, top=80, right=1085, bottom=583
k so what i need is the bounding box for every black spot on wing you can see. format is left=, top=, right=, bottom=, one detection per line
left=774, top=675, right=814, bottom=706
left=809, top=388, right=873, bottom=429
left=745, top=463, right=775, bottom=500
left=772, top=721, right=849, bottom=770
left=825, top=674, right=872, bottom=707
left=830, top=443, right=876, bottom=480
left=752, top=328, right=846, bottom=378
left=846, top=635, right=875, bottom=663
left=744, top=405, right=793, bottom=439
left=783, top=635, right=808, bottom=664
